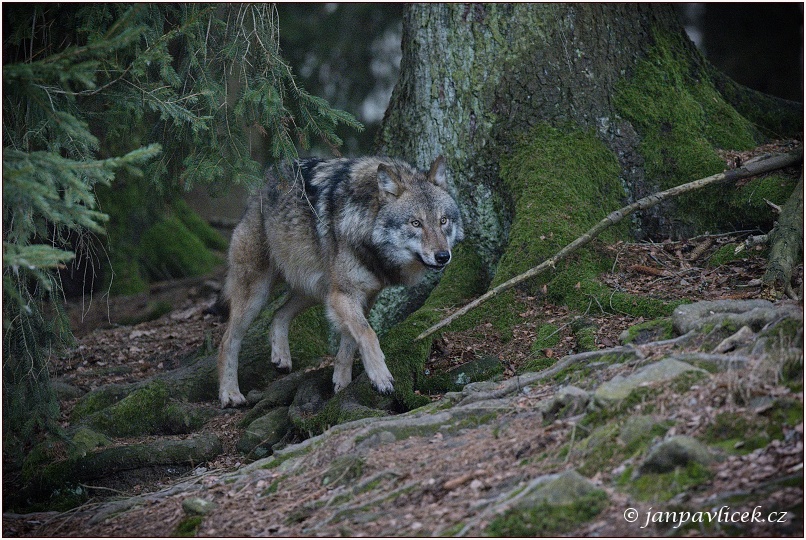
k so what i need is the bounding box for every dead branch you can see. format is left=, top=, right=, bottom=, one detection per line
left=762, top=171, right=804, bottom=299
left=416, top=150, right=802, bottom=341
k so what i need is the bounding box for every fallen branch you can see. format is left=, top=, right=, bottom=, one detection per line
left=762, top=172, right=804, bottom=299
left=417, top=150, right=802, bottom=341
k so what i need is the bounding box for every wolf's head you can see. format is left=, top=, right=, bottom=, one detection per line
left=372, top=156, right=464, bottom=283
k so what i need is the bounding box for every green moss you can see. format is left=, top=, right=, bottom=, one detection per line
left=620, top=318, right=674, bottom=345
left=95, top=178, right=160, bottom=295
left=707, top=242, right=763, bottom=267
left=87, top=381, right=209, bottom=437
left=626, top=461, right=713, bottom=502
left=173, top=198, right=228, bottom=251
left=571, top=318, right=598, bottom=352
left=614, top=32, right=759, bottom=236
left=519, top=356, right=557, bottom=374
left=484, top=489, right=608, bottom=536
left=545, top=253, right=678, bottom=318
left=96, top=176, right=226, bottom=294
left=70, top=385, right=132, bottom=422
left=572, top=417, right=671, bottom=478
left=172, top=515, right=203, bottom=537
left=531, top=323, right=560, bottom=354
left=260, top=480, right=281, bottom=497
left=497, top=124, right=628, bottom=292
left=728, top=174, right=799, bottom=228
left=702, top=403, right=802, bottom=455
left=139, top=215, right=222, bottom=281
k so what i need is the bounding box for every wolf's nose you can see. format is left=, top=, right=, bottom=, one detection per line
left=435, top=251, right=451, bottom=265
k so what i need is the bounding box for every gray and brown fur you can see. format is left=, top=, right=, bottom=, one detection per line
left=218, top=156, right=463, bottom=407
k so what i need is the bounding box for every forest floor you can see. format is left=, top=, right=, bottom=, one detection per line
left=4, top=230, right=802, bottom=537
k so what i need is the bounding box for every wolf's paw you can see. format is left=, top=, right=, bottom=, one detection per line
left=271, top=350, right=292, bottom=371
left=368, top=368, right=395, bottom=395
left=220, top=389, right=247, bottom=408
left=333, top=371, right=352, bottom=393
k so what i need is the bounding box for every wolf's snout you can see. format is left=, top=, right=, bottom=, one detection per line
left=435, top=251, right=451, bottom=265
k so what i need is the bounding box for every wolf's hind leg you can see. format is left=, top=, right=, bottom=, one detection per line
left=218, top=268, right=273, bottom=408
left=270, top=290, right=316, bottom=371
left=327, top=290, right=394, bottom=394
left=333, top=333, right=357, bottom=392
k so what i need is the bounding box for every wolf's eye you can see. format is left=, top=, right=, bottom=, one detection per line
left=411, top=219, right=421, bottom=228
left=440, top=216, right=448, bottom=225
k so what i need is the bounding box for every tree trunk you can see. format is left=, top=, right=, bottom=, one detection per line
left=368, top=3, right=802, bottom=409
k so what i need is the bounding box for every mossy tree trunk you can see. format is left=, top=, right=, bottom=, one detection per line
left=369, top=3, right=802, bottom=409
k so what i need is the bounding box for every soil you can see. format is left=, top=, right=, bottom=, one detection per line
left=4, top=226, right=804, bottom=536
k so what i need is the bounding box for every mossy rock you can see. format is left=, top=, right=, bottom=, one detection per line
left=71, top=383, right=137, bottom=422
left=237, top=406, right=291, bottom=459
left=84, top=381, right=212, bottom=437
left=619, top=415, right=672, bottom=454
left=485, top=471, right=608, bottom=536
left=69, top=427, right=112, bottom=459
left=594, top=358, right=707, bottom=404
left=638, top=435, right=714, bottom=475
left=622, top=461, right=713, bottom=503
left=173, top=198, right=228, bottom=252
left=727, top=173, right=799, bottom=230
left=619, top=318, right=674, bottom=345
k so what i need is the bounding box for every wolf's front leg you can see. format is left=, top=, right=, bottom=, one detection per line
left=327, top=290, right=394, bottom=394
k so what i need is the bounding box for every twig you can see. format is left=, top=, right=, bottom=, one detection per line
left=416, top=150, right=802, bottom=341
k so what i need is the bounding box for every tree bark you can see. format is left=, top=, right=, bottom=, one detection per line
left=377, top=4, right=683, bottom=265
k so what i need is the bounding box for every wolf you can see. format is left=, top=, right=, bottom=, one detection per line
left=218, top=155, right=464, bottom=407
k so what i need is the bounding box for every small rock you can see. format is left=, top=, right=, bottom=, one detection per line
left=517, top=469, right=606, bottom=508
left=638, top=435, right=713, bottom=475
left=236, top=407, right=291, bottom=456
left=619, top=415, right=663, bottom=448
left=540, top=385, right=590, bottom=420
left=594, top=358, right=707, bottom=403
left=355, top=430, right=397, bottom=452
left=182, top=497, right=217, bottom=516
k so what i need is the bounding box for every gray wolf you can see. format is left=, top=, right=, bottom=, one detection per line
left=218, top=155, right=464, bottom=407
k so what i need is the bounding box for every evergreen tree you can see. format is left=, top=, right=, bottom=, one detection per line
left=2, top=3, right=361, bottom=455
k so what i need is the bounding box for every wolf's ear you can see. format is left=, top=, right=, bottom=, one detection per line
left=428, top=155, right=448, bottom=189
left=377, top=164, right=402, bottom=199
